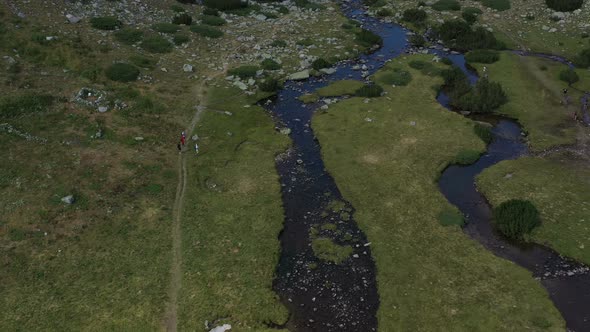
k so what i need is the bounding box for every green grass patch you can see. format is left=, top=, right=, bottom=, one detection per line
left=312, top=58, right=331, bottom=70
left=474, top=122, right=493, bottom=143
left=227, top=65, right=259, bottom=79
left=172, top=33, right=190, bottom=45
left=172, top=13, right=192, bottom=25
left=438, top=209, right=464, bottom=226
left=0, top=94, right=54, bottom=118
left=479, top=0, right=511, bottom=11
left=114, top=28, right=143, bottom=44
left=200, top=15, right=226, bottom=26
left=311, top=238, right=353, bottom=263
left=376, top=68, right=413, bottom=86
left=316, top=80, right=365, bottom=97
left=260, top=59, right=281, bottom=70
left=453, top=149, right=481, bottom=164
left=559, top=68, right=579, bottom=85
left=465, top=49, right=500, bottom=64
left=141, top=36, right=173, bottom=53
left=190, top=24, right=223, bottom=38
left=129, top=54, right=158, bottom=69
left=152, top=23, right=180, bottom=34
left=299, top=93, right=319, bottom=103
left=105, top=63, right=140, bottom=82
left=90, top=16, right=121, bottom=30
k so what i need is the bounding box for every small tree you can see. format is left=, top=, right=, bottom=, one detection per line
left=559, top=68, right=579, bottom=85
left=493, top=200, right=541, bottom=240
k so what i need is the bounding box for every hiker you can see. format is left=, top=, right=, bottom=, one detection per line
left=195, top=143, right=199, bottom=154
left=482, top=66, right=488, bottom=78
left=180, top=135, right=186, bottom=146
left=177, top=142, right=182, bottom=153
left=562, top=88, right=569, bottom=105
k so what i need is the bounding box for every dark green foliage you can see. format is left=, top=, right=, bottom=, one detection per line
left=152, top=23, right=180, bottom=33
left=474, top=123, right=492, bottom=143
left=441, top=57, right=453, bottom=65
left=355, top=84, right=384, bottom=97
left=409, top=60, right=428, bottom=70
left=261, top=59, right=281, bottom=70
left=432, top=0, right=461, bottom=11
left=172, top=13, right=193, bottom=25
left=294, top=0, right=326, bottom=10
left=379, top=68, right=413, bottom=86
left=409, top=34, right=426, bottom=47
left=312, top=58, right=331, bottom=70
left=176, top=0, right=196, bottom=3
left=297, top=38, right=314, bottom=46
left=203, top=7, right=219, bottom=16
left=462, top=11, right=477, bottom=24
left=355, top=29, right=383, bottom=47
left=170, top=4, right=186, bottom=12
left=559, top=68, right=580, bottom=85
left=129, top=55, right=158, bottom=69
left=457, top=78, right=508, bottom=113
left=0, top=94, right=55, bottom=118
left=277, top=6, right=289, bottom=14
left=141, top=36, right=173, bottom=53
left=259, top=78, right=281, bottom=92
left=454, top=149, right=481, bottom=164
left=204, top=0, right=246, bottom=10
left=480, top=0, right=511, bottom=11
left=573, top=49, right=590, bottom=68
left=105, top=63, right=140, bottom=82
left=173, top=33, right=190, bottom=45
left=465, top=49, right=500, bottom=63
left=90, top=16, right=121, bottom=30
left=438, top=209, right=465, bottom=226
left=463, top=7, right=483, bottom=15
left=114, top=28, right=143, bottom=44
left=190, top=24, right=224, bottom=38
left=80, top=66, right=102, bottom=81
left=437, top=19, right=504, bottom=51
left=493, top=199, right=541, bottom=239
left=376, top=8, right=393, bottom=16
left=545, top=0, right=583, bottom=11
left=271, top=39, right=287, bottom=47
left=402, top=8, right=427, bottom=23
left=200, top=15, right=226, bottom=26
left=228, top=65, right=259, bottom=79
left=441, top=65, right=473, bottom=102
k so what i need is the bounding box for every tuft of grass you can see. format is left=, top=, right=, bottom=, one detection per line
left=465, top=49, right=500, bottom=64
left=172, top=13, right=192, bottom=25
left=105, top=63, right=140, bottom=82
left=90, top=16, right=121, bottom=30
left=227, top=65, right=259, bottom=79
left=355, top=84, right=384, bottom=97
left=0, top=94, right=55, bottom=118
left=114, top=28, right=143, bottom=44
left=479, top=0, right=511, bottom=11
left=141, top=36, right=173, bottom=53
left=200, top=15, right=226, bottom=26
left=474, top=122, right=492, bottom=143
left=190, top=24, right=223, bottom=38
left=355, top=29, right=383, bottom=47
left=493, top=199, right=540, bottom=240
left=260, top=59, right=281, bottom=70
left=316, top=80, right=365, bottom=97
left=377, top=68, right=413, bottom=86
left=312, top=58, right=331, bottom=70
left=129, top=54, right=158, bottom=69
left=438, top=209, right=464, bottom=226
left=152, top=23, right=180, bottom=34
left=271, top=39, right=287, bottom=48
left=311, top=237, right=353, bottom=263
left=453, top=149, right=481, bottom=164
left=299, top=93, right=319, bottom=103
left=172, top=33, right=190, bottom=45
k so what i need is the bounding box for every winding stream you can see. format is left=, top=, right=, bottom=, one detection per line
left=264, top=0, right=590, bottom=330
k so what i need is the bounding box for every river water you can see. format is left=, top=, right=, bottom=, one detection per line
left=263, top=0, right=590, bottom=330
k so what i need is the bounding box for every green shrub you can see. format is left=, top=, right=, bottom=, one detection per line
left=493, top=199, right=541, bottom=239
left=297, top=38, right=314, bottom=46
left=203, top=7, right=219, bottom=16
left=456, top=78, right=508, bottom=113
left=146, top=183, right=163, bottom=194
left=129, top=55, right=158, bottom=69
left=462, top=12, right=477, bottom=24
left=437, top=19, right=504, bottom=51
left=105, top=63, right=140, bottom=82
left=402, top=8, right=427, bottom=23
left=114, top=28, right=143, bottom=44
left=170, top=4, right=186, bottom=12
left=432, top=0, right=461, bottom=11
left=442, top=57, right=453, bottom=65
left=261, top=58, right=281, bottom=70
left=271, top=39, right=287, bottom=47
left=376, top=8, right=393, bottom=16
left=0, top=94, right=54, bottom=118
left=200, top=15, right=226, bottom=26
left=454, top=149, right=481, bottom=164
left=355, top=84, right=384, bottom=97
left=462, top=7, right=483, bottom=15
left=480, top=0, right=511, bottom=11
left=474, top=123, right=492, bottom=143
left=573, top=49, right=590, bottom=68
left=379, top=68, right=413, bottom=86
left=409, top=34, right=426, bottom=47
left=312, top=58, right=331, bottom=70
left=204, top=0, right=246, bottom=10
left=173, top=33, right=190, bottom=45
left=545, top=0, right=583, bottom=12
left=172, top=13, right=192, bottom=25
left=80, top=66, right=102, bottom=81
left=228, top=65, right=259, bottom=79
left=438, top=209, right=464, bottom=226
left=277, top=6, right=289, bottom=14
left=409, top=60, right=429, bottom=70
left=141, top=36, right=173, bottom=53
left=190, top=24, right=224, bottom=38
left=90, top=16, right=121, bottom=30
left=294, top=0, right=326, bottom=10
left=559, top=68, right=580, bottom=85
left=355, top=29, right=383, bottom=47
left=465, top=49, right=500, bottom=63
left=152, top=23, right=180, bottom=33
left=259, top=78, right=281, bottom=92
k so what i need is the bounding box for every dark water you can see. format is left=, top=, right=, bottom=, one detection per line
left=264, top=0, right=590, bottom=330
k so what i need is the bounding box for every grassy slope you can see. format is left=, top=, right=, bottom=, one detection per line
left=472, top=52, right=579, bottom=151
left=312, top=55, right=564, bottom=331
left=178, top=87, right=289, bottom=330
left=477, top=157, right=590, bottom=265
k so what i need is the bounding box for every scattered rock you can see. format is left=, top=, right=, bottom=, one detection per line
left=192, top=134, right=199, bottom=141
left=279, top=128, right=292, bottom=135
left=66, top=14, right=81, bottom=23
left=209, top=324, right=231, bottom=332
left=98, top=106, right=108, bottom=113
left=409, top=121, right=416, bottom=126
left=183, top=64, right=193, bottom=72
left=320, top=68, right=337, bottom=75
left=61, top=195, right=75, bottom=204
left=289, top=70, right=310, bottom=80
left=134, top=136, right=144, bottom=141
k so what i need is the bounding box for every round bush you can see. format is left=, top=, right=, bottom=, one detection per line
left=355, top=29, right=383, bottom=47
left=152, top=23, right=180, bottom=33
left=493, top=199, right=541, bottom=240
left=173, top=33, right=190, bottom=45
left=90, top=16, right=121, bottom=30
left=559, top=68, right=579, bottom=85
left=481, top=0, right=511, bottom=11
left=200, top=15, right=226, bottom=26
left=545, top=0, right=583, bottom=12
left=573, top=49, right=590, bottom=68
left=106, top=63, right=140, bottom=82
left=409, top=60, right=428, bottom=70
left=203, top=7, right=219, bottom=16
left=228, top=65, right=259, bottom=79
left=409, top=34, right=425, bottom=47
left=261, top=59, right=281, bottom=70
left=190, top=24, right=224, bottom=38
left=172, top=13, right=193, bottom=25
left=312, top=58, right=331, bottom=70
left=402, top=8, right=427, bottom=23
left=431, top=0, right=461, bottom=11
left=259, top=78, right=281, bottom=92
left=114, top=28, right=143, bottom=44
left=355, top=84, right=384, bottom=97
left=204, top=0, right=246, bottom=10
left=379, top=68, right=413, bottom=86
left=141, top=36, right=173, bottom=53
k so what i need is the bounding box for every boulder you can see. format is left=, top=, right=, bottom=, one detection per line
left=288, top=70, right=310, bottom=80
left=98, top=106, right=108, bottom=113
left=66, top=14, right=81, bottom=23
left=209, top=324, right=232, bottom=332
left=183, top=64, right=193, bottom=72
left=61, top=195, right=75, bottom=204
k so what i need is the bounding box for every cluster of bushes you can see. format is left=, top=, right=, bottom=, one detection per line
left=545, top=0, right=584, bottom=12
left=228, top=65, right=259, bottom=79
left=200, top=15, right=226, bottom=26
left=90, top=16, right=122, bottom=30
left=559, top=68, right=580, bottom=85
left=431, top=0, right=461, bottom=11
left=355, top=84, right=384, bottom=97
left=355, top=29, right=383, bottom=47
left=441, top=66, right=507, bottom=113
left=312, top=58, right=331, bottom=70
left=437, top=19, right=505, bottom=51
left=462, top=7, right=482, bottom=24
left=573, top=49, right=590, bottom=68
left=172, top=13, right=192, bottom=25
left=378, top=67, right=413, bottom=86
left=479, top=0, right=511, bottom=11
left=261, top=58, right=281, bottom=70
left=114, top=28, right=143, bottom=44
left=402, top=8, right=427, bottom=23
left=141, top=36, right=173, bottom=53
left=152, top=23, right=180, bottom=34
left=190, top=24, right=224, bottom=38
left=409, top=34, right=426, bottom=47
left=493, top=199, right=541, bottom=240
left=0, top=94, right=55, bottom=118
left=105, top=63, right=140, bottom=82
left=465, top=49, right=500, bottom=63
